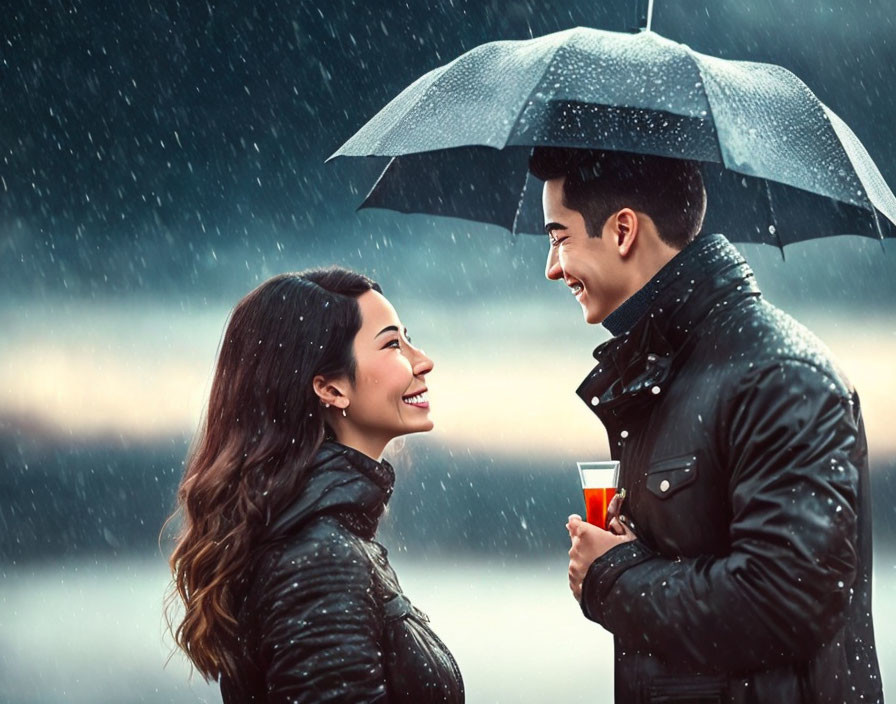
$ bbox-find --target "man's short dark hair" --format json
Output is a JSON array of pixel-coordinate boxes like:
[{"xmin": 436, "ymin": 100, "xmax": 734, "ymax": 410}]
[{"xmin": 528, "ymin": 148, "xmax": 707, "ymax": 249}]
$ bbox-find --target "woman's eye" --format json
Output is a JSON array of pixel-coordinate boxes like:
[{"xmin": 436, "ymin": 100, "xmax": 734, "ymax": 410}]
[{"xmin": 384, "ymin": 339, "xmax": 401, "ymax": 349}]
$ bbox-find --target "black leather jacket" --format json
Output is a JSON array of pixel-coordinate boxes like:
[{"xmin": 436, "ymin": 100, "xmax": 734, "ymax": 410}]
[
  {"xmin": 220, "ymin": 442, "xmax": 464, "ymax": 704},
  {"xmin": 577, "ymin": 234, "xmax": 883, "ymax": 703}
]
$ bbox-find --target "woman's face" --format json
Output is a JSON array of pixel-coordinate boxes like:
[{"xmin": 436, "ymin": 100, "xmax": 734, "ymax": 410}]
[{"xmin": 340, "ymin": 290, "xmax": 434, "ymax": 450}]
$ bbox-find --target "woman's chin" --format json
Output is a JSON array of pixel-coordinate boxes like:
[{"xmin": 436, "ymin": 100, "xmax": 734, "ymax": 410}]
[
  {"xmin": 393, "ymin": 419, "xmax": 435, "ymax": 438},
  {"xmin": 407, "ymin": 420, "xmax": 435, "ymax": 435}
]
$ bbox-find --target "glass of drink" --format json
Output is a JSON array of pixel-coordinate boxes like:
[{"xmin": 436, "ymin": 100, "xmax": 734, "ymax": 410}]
[{"xmin": 577, "ymin": 460, "xmax": 621, "ymax": 530}]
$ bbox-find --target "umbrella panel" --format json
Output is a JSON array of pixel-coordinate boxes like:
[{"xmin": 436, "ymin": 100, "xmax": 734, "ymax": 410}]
[
  {"xmin": 506, "ymin": 101, "xmax": 721, "ymax": 163},
  {"xmin": 363, "ymin": 147, "xmax": 531, "ymax": 231}
]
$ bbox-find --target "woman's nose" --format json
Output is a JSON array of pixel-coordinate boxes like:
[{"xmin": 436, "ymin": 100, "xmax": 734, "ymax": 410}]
[{"xmin": 413, "ymin": 348, "xmax": 434, "ymax": 376}]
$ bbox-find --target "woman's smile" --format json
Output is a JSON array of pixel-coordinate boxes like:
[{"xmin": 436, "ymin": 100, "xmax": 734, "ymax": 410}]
[{"xmin": 402, "ymin": 389, "xmax": 429, "ymax": 408}]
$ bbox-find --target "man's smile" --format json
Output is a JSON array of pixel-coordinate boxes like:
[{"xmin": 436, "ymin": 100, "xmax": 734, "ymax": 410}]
[{"xmin": 566, "ymin": 278, "xmax": 584, "ymax": 297}]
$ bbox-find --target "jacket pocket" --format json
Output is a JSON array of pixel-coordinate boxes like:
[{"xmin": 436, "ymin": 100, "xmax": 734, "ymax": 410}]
[
  {"xmin": 645, "ymin": 453, "xmax": 698, "ymax": 499},
  {"xmin": 646, "ymin": 674, "xmax": 726, "ymax": 702}
]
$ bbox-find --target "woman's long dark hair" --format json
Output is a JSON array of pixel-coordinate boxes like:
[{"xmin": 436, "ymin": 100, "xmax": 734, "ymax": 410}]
[{"xmin": 163, "ymin": 267, "xmax": 381, "ymax": 682}]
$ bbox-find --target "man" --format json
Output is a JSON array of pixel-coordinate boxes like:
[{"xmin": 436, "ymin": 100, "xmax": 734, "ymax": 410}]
[{"xmin": 529, "ymin": 147, "xmax": 883, "ymax": 702}]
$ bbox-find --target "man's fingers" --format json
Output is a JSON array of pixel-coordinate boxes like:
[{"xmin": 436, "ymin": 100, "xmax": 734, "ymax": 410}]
[
  {"xmin": 606, "ymin": 493, "xmax": 622, "ymax": 518},
  {"xmin": 609, "ymin": 516, "xmax": 637, "ymax": 539},
  {"xmin": 568, "ymin": 569, "xmax": 582, "ymax": 601}
]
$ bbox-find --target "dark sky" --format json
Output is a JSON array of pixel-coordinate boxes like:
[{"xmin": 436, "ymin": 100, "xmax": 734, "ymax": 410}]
[{"xmin": 2, "ymin": 0, "xmax": 895, "ymax": 303}]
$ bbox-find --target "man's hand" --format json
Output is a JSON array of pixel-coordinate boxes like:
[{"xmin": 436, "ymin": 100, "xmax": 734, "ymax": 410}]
[{"xmin": 566, "ymin": 512, "xmax": 636, "ymax": 602}]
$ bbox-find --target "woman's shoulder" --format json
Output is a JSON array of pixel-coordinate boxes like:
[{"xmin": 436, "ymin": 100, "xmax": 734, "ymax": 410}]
[
  {"xmin": 253, "ymin": 515, "xmax": 376, "ymax": 590},
  {"xmin": 235, "ymin": 517, "xmax": 385, "ymax": 642}
]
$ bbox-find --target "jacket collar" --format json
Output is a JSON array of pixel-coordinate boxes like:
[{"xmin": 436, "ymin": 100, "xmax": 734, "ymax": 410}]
[
  {"xmin": 266, "ymin": 441, "xmax": 395, "ymax": 541},
  {"xmin": 576, "ymin": 234, "xmax": 760, "ymax": 420}
]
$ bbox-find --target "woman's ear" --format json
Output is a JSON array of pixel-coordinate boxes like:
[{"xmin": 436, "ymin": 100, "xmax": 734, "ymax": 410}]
[{"xmin": 312, "ymin": 374, "xmax": 350, "ymax": 408}]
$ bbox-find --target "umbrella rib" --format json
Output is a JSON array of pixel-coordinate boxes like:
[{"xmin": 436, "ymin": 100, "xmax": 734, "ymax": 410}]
[
  {"xmin": 684, "ymin": 52, "xmax": 726, "ymax": 166},
  {"xmin": 358, "ymin": 157, "xmax": 398, "ymax": 212},
  {"xmin": 503, "ymin": 31, "xmax": 575, "ymax": 234},
  {"xmin": 686, "ymin": 50, "xmax": 788, "ymax": 246},
  {"xmin": 821, "ymin": 104, "xmax": 896, "ymax": 234},
  {"xmin": 511, "ymin": 169, "xmax": 533, "ymax": 236},
  {"xmin": 764, "ymin": 180, "xmax": 786, "ymax": 258},
  {"xmin": 503, "ymin": 31, "xmax": 573, "ymax": 149},
  {"xmin": 871, "ymin": 203, "xmax": 885, "ymax": 242}
]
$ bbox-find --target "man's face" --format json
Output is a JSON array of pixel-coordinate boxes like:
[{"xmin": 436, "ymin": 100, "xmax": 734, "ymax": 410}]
[{"xmin": 542, "ymin": 177, "xmax": 631, "ymax": 325}]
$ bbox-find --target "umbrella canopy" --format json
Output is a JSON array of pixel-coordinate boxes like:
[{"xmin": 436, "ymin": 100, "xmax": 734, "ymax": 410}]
[{"xmin": 329, "ymin": 27, "xmax": 896, "ymax": 246}]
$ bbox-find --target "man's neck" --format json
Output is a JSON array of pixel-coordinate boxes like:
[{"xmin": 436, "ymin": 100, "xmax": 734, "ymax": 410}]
[{"xmin": 602, "ymin": 240, "xmax": 692, "ymax": 337}]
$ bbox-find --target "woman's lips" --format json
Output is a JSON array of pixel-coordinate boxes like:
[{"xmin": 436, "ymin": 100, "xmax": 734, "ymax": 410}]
[{"xmin": 402, "ymin": 390, "xmax": 429, "ymax": 408}]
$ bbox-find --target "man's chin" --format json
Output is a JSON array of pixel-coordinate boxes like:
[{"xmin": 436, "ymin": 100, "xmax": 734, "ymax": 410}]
[{"xmin": 583, "ymin": 306, "xmax": 606, "ymax": 325}]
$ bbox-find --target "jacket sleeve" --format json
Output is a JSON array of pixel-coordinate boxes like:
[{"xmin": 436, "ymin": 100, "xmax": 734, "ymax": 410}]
[
  {"xmin": 254, "ymin": 530, "xmax": 389, "ymax": 704},
  {"xmin": 580, "ymin": 359, "xmax": 860, "ymax": 672}
]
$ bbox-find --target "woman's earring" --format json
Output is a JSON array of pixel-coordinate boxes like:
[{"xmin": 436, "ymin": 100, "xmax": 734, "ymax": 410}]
[
  {"xmin": 342, "ymin": 407, "xmax": 347, "ymax": 417},
  {"xmin": 324, "ymin": 403, "xmax": 330, "ymax": 408}
]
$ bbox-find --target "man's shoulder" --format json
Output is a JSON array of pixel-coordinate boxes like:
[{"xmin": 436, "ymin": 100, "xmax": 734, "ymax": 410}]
[{"xmin": 695, "ymin": 297, "xmax": 854, "ymax": 395}]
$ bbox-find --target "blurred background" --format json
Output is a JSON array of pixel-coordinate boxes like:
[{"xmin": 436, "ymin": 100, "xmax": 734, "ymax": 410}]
[{"xmin": 1, "ymin": 0, "xmax": 895, "ymax": 701}]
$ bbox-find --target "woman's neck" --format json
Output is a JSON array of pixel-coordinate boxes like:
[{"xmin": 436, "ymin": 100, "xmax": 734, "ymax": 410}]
[{"xmin": 332, "ymin": 428, "xmax": 389, "ymax": 463}]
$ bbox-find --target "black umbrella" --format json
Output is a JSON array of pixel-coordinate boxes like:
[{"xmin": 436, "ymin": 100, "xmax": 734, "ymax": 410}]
[{"xmin": 329, "ymin": 27, "xmax": 896, "ymax": 247}]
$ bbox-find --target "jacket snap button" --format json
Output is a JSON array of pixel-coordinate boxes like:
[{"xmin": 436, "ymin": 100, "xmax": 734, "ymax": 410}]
[
  {"xmin": 659, "ymin": 479, "xmax": 671, "ymax": 492},
  {"xmin": 591, "ymin": 396, "xmax": 599, "ymax": 406}
]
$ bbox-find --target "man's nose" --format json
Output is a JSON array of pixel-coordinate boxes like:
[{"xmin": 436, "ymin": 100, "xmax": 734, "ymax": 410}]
[{"xmin": 545, "ymin": 246, "xmax": 562, "ymax": 280}]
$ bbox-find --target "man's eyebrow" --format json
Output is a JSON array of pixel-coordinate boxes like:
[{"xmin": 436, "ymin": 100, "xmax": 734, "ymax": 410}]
[
  {"xmin": 544, "ymin": 222, "xmax": 567, "ymax": 235},
  {"xmin": 375, "ymin": 325, "xmax": 400, "ymax": 338}
]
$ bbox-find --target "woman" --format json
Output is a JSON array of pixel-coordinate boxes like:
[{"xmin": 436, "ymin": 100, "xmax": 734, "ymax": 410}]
[{"xmin": 165, "ymin": 268, "xmax": 464, "ymax": 703}]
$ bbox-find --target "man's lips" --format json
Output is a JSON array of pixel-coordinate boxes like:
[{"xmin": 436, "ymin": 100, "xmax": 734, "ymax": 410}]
[{"xmin": 566, "ymin": 279, "xmax": 584, "ymax": 298}]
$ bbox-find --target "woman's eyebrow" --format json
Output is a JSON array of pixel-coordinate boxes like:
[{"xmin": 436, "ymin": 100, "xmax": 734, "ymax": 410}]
[{"xmin": 375, "ymin": 325, "xmax": 400, "ymax": 338}]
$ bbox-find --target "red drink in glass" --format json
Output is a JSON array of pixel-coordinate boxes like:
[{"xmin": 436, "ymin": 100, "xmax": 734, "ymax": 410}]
[
  {"xmin": 577, "ymin": 461, "xmax": 621, "ymax": 530},
  {"xmin": 583, "ymin": 486, "xmax": 618, "ymax": 530}
]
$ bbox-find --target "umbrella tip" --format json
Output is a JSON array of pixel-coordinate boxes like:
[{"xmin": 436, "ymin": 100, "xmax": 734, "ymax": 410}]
[{"xmin": 631, "ymin": 0, "xmax": 656, "ymax": 33}]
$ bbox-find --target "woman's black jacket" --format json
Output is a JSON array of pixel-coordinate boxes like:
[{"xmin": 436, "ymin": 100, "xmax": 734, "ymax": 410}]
[{"xmin": 220, "ymin": 442, "xmax": 464, "ymax": 704}]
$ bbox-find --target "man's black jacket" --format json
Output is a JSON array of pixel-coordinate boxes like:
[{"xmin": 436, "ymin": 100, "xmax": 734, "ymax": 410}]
[{"xmin": 577, "ymin": 234, "xmax": 883, "ymax": 703}]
